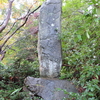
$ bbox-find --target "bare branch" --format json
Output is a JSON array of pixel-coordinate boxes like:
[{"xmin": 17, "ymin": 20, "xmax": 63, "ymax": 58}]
[
  {"xmin": 17, "ymin": 5, "xmax": 33, "ymax": 20},
  {"xmin": 1, "ymin": 5, "xmax": 41, "ymax": 48},
  {"xmin": 0, "ymin": 6, "xmax": 33, "ymax": 40},
  {"xmin": 5, "ymin": 45, "xmax": 16, "ymax": 51},
  {"xmin": 0, "ymin": 5, "xmax": 33, "ymax": 40},
  {"xmin": 0, "ymin": 21, "xmax": 17, "ymax": 41},
  {"xmin": 0, "ymin": 5, "xmax": 41, "ymax": 61},
  {"xmin": 0, "ymin": 0, "xmax": 14, "ymax": 33},
  {"xmin": 0, "ymin": 19, "xmax": 5, "ymax": 26}
]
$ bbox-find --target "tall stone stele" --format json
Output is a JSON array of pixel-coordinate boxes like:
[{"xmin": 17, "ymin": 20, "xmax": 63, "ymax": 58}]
[{"xmin": 38, "ymin": 0, "xmax": 62, "ymax": 78}]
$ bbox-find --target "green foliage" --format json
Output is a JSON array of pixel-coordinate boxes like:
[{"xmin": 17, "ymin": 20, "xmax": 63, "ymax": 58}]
[
  {"xmin": 8, "ymin": 59, "xmax": 40, "ymax": 78},
  {"xmin": 61, "ymin": 0, "xmax": 100, "ymax": 75},
  {"xmin": 0, "ymin": 34, "xmax": 39, "ymax": 99},
  {"xmin": 67, "ymin": 66, "xmax": 100, "ymax": 100},
  {"xmin": 0, "ymin": 59, "xmax": 40, "ymax": 99},
  {"xmin": 0, "ymin": 3, "xmax": 40, "ymax": 98},
  {"xmin": 60, "ymin": 0, "xmax": 100, "ymax": 99}
]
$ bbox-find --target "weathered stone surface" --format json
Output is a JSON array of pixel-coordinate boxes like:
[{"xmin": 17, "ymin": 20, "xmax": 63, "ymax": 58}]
[
  {"xmin": 38, "ymin": 0, "xmax": 62, "ymax": 77},
  {"xmin": 24, "ymin": 77, "xmax": 78, "ymax": 100}
]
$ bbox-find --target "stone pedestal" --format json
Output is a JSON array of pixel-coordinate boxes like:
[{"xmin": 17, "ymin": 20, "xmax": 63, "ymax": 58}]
[
  {"xmin": 24, "ymin": 77, "xmax": 78, "ymax": 100},
  {"xmin": 38, "ymin": 0, "xmax": 62, "ymax": 77}
]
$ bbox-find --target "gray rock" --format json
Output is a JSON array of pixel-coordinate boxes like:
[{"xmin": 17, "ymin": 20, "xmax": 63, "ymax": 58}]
[
  {"xmin": 38, "ymin": 0, "xmax": 62, "ymax": 78},
  {"xmin": 24, "ymin": 77, "xmax": 78, "ymax": 100}
]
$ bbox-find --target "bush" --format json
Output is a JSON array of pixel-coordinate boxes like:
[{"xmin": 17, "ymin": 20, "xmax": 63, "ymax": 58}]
[{"xmin": 60, "ymin": 0, "xmax": 100, "ymax": 99}]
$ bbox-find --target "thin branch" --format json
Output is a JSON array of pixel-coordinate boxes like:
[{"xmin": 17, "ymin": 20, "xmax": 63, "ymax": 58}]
[
  {"xmin": 0, "ymin": 0, "xmax": 14, "ymax": 33},
  {"xmin": 2, "ymin": 34, "xmax": 29, "ymax": 52},
  {"xmin": 0, "ymin": 5, "xmax": 32, "ymax": 41},
  {"xmin": 0, "ymin": 5, "xmax": 41, "ymax": 61},
  {"xmin": 0, "ymin": 19, "xmax": 5, "ymax": 26},
  {"xmin": 5, "ymin": 45, "xmax": 16, "ymax": 51},
  {"xmin": 1, "ymin": 5, "xmax": 41, "ymax": 48},
  {"xmin": 0, "ymin": 5, "xmax": 40, "ymax": 41},
  {"xmin": 0, "ymin": 21, "xmax": 17, "ymax": 41},
  {"xmin": 17, "ymin": 5, "xmax": 33, "ymax": 20}
]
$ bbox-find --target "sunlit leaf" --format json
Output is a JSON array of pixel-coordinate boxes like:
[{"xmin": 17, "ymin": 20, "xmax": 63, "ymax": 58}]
[{"xmin": 86, "ymin": 31, "xmax": 90, "ymax": 39}]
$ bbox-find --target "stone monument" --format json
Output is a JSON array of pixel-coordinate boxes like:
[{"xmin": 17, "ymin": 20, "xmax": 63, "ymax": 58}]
[
  {"xmin": 38, "ymin": 0, "xmax": 62, "ymax": 78},
  {"xmin": 24, "ymin": 1, "xmax": 78, "ymax": 99}
]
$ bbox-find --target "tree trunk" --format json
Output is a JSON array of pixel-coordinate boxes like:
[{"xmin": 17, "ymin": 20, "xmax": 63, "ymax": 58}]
[{"xmin": 38, "ymin": 0, "xmax": 62, "ymax": 78}]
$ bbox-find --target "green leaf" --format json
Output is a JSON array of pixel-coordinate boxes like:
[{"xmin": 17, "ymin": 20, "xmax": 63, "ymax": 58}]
[
  {"xmin": 91, "ymin": 0, "xmax": 97, "ymax": 4},
  {"xmin": 88, "ymin": 92, "xmax": 94, "ymax": 96},
  {"xmin": 86, "ymin": 31, "xmax": 90, "ymax": 39},
  {"xmin": 94, "ymin": 85, "xmax": 100, "ymax": 90},
  {"xmin": 77, "ymin": 34, "xmax": 82, "ymax": 40},
  {"xmin": 10, "ymin": 87, "xmax": 22, "ymax": 95},
  {"xmin": 90, "ymin": 87, "xmax": 94, "ymax": 91}
]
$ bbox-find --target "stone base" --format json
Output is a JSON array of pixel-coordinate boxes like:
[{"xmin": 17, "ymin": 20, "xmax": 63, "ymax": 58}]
[{"xmin": 24, "ymin": 77, "xmax": 78, "ymax": 100}]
